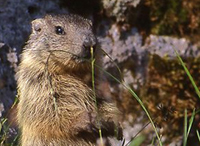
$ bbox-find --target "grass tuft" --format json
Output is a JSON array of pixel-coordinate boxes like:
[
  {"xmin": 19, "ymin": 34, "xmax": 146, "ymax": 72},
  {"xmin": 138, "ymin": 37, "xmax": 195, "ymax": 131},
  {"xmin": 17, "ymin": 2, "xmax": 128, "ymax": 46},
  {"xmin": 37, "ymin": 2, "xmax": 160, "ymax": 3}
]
[
  {"xmin": 173, "ymin": 48, "xmax": 200, "ymax": 99},
  {"xmin": 173, "ymin": 47, "xmax": 199, "ymax": 146}
]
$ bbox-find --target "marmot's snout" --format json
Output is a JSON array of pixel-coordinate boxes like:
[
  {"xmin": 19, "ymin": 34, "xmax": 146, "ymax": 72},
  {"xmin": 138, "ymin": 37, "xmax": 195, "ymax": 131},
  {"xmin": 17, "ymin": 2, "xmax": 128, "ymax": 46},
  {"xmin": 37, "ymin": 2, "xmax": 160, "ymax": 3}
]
[{"xmin": 80, "ymin": 33, "xmax": 97, "ymax": 59}]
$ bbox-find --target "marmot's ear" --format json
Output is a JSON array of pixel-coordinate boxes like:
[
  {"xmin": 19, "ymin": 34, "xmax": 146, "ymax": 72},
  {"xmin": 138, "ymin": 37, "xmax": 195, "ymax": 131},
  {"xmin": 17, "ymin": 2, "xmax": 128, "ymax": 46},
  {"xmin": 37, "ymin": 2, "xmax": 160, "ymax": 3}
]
[
  {"xmin": 45, "ymin": 14, "xmax": 53, "ymax": 20},
  {"xmin": 31, "ymin": 18, "xmax": 44, "ymax": 34}
]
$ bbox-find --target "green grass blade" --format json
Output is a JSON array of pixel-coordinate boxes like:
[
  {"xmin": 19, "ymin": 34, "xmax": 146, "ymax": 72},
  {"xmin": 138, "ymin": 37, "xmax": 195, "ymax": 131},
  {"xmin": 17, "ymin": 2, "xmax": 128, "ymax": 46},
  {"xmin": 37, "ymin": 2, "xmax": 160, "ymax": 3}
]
[
  {"xmin": 10, "ymin": 134, "xmax": 19, "ymax": 146},
  {"xmin": 196, "ymin": 130, "xmax": 200, "ymax": 142},
  {"xmin": 183, "ymin": 109, "xmax": 188, "ymax": 146},
  {"xmin": 129, "ymin": 135, "xmax": 145, "ymax": 146},
  {"xmin": 173, "ymin": 48, "xmax": 200, "ymax": 99},
  {"xmin": 91, "ymin": 47, "xmax": 103, "ymax": 145},
  {"xmin": 187, "ymin": 109, "xmax": 195, "ymax": 137},
  {"xmin": 0, "ymin": 118, "xmax": 7, "ymax": 132}
]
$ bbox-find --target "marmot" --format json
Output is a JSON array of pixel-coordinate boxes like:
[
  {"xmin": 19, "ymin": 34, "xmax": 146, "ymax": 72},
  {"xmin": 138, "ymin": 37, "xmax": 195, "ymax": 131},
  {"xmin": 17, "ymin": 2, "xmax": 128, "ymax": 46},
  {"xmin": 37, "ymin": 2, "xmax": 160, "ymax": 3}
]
[{"xmin": 16, "ymin": 14, "xmax": 122, "ymax": 146}]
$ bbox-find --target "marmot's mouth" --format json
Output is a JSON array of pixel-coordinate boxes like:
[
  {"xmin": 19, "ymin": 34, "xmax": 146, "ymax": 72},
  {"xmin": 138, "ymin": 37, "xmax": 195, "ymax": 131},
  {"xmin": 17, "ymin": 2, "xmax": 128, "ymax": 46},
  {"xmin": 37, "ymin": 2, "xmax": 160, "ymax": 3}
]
[
  {"xmin": 80, "ymin": 34, "xmax": 97, "ymax": 60},
  {"xmin": 82, "ymin": 45, "xmax": 96, "ymax": 59},
  {"xmin": 73, "ymin": 45, "xmax": 96, "ymax": 62}
]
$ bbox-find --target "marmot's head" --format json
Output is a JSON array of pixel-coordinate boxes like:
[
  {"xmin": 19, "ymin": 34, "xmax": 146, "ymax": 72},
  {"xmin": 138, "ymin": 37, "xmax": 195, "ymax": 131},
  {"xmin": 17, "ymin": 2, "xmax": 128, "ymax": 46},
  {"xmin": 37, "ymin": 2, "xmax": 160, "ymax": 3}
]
[{"xmin": 27, "ymin": 14, "xmax": 98, "ymax": 71}]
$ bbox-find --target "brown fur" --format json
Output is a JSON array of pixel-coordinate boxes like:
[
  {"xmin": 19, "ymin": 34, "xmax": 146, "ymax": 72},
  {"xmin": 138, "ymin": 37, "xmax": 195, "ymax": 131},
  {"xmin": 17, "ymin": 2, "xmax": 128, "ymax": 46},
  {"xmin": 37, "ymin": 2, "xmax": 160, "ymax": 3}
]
[{"xmin": 17, "ymin": 14, "xmax": 121, "ymax": 146}]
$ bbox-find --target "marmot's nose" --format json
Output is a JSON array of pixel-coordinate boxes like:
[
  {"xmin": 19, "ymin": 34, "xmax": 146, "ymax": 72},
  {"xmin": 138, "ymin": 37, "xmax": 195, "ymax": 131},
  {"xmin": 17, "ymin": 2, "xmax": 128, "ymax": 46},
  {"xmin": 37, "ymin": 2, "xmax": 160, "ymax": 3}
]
[
  {"xmin": 81, "ymin": 35, "xmax": 97, "ymax": 59},
  {"xmin": 83, "ymin": 34, "xmax": 97, "ymax": 48}
]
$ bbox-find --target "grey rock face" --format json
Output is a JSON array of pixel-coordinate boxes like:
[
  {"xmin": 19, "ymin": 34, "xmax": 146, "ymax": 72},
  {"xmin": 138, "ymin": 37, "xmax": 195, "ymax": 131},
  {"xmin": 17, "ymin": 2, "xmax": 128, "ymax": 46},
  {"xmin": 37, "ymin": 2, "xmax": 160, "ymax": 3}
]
[
  {"xmin": 0, "ymin": 43, "xmax": 17, "ymax": 114},
  {"xmin": 102, "ymin": 0, "xmax": 141, "ymax": 22},
  {"xmin": 142, "ymin": 35, "xmax": 200, "ymax": 58}
]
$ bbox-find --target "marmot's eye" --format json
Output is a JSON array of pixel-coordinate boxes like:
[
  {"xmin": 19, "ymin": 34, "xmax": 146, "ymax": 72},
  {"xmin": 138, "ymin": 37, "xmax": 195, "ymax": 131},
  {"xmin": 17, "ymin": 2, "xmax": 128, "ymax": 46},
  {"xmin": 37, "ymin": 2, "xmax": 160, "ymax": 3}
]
[{"xmin": 55, "ymin": 26, "xmax": 65, "ymax": 35}]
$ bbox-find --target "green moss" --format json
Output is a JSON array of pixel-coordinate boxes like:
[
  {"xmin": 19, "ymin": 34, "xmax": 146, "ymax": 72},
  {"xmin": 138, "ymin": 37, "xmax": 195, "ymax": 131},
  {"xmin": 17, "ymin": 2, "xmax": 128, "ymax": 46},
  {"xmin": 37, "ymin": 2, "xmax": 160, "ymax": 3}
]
[
  {"xmin": 148, "ymin": 0, "xmax": 200, "ymax": 36},
  {"xmin": 140, "ymin": 54, "xmax": 200, "ymax": 142}
]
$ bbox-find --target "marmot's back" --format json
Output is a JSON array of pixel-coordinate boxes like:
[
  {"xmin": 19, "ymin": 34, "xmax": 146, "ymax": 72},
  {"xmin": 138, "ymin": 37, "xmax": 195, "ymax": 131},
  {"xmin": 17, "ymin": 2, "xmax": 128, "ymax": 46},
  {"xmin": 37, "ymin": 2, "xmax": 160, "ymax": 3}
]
[{"xmin": 17, "ymin": 14, "xmax": 122, "ymax": 146}]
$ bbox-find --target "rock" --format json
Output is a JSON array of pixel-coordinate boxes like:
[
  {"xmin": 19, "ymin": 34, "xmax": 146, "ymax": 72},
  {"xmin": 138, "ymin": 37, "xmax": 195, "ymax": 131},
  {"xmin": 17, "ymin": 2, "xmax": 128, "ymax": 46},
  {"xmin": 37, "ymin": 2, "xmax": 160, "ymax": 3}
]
[
  {"xmin": 102, "ymin": 0, "xmax": 141, "ymax": 22},
  {"xmin": 0, "ymin": 43, "xmax": 17, "ymax": 112}
]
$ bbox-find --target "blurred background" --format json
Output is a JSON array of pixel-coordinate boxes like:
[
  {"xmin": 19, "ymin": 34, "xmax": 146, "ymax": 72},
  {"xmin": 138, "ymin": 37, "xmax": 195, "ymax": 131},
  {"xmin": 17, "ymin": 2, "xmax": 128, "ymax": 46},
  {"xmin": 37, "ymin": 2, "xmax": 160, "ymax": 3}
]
[{"xmin": 0, "ymin": 0, "xmax": 200, "ymax": 145}]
